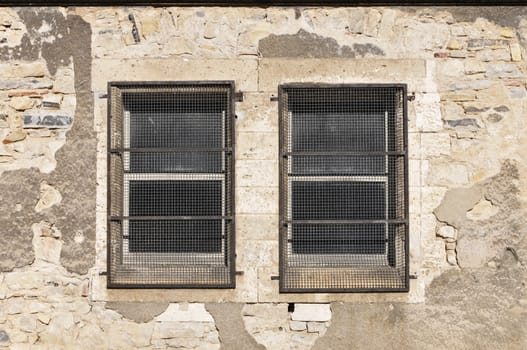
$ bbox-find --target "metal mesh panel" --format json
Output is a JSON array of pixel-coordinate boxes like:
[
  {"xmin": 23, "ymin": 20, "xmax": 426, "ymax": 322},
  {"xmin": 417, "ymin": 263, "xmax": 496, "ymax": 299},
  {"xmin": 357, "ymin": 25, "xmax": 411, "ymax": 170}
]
[
  {"xmin": 279, "ymin": 84, "xmax": 408, "ymax": 292},
  {"xmin": 108, "ymin": 82, "xmax": 235, "ymax": 288}
]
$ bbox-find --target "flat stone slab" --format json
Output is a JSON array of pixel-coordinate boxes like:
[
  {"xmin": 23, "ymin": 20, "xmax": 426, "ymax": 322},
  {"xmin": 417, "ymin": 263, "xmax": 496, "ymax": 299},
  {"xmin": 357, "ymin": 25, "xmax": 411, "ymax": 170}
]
[
  {"xmin": 291, "ymin": 304, "xmax": 331, "ymax": 322},
  {"xmin": 23, "ymin": 109, "xmax": 72, "ymax": 128}
]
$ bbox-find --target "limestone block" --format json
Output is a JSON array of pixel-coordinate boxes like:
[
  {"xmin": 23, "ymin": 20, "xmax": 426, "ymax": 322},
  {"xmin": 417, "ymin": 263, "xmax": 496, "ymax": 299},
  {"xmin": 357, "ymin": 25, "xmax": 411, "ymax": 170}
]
[
  {"xmin": 437, "ymin": 59, "xmax": 464, "ymax": 78},
  {"xmin": 510, "ymin": 43, "xmax": 522, "ymax": 62},
  {"xmin": 421, "ymin": 187, "xmax": 448, "ymax": 214},
  {"xmin": 35, "ymin": 181, "xmax": 62, "ymax": 213},
  {"xmin": 427, "ymin": 162, "xmax": 469, "ymax": 187},
  {"xmin": 8, "ymin": 96, "xmax": 36, "ymax": 111},
  {"xmin": 414, "ymin": 93, "xmax": 442, "ymax": 132},
  {"xmin": 508, "ymin": 87, "xmax": 526, "ymax": 99},
  {"xmin": 441, "ymin": 101, "xmax": 464, "ymax": 120},
  {"xmin": 5, "ymin": 272, "xmax": 43, "ymax": 290},
  {"xmin": 27, "ymin": 301, "xmax": 52, "ymax": 314},
  {"xmin": 153, "ymin": 321, "xmax": 210, "ymax": 339},
  {"xmin": 466, "ymin": 198, "xmax": 499, "ymax": 221},
  {"xmin": 420, "ymin": 133, "xmax": 450, "ymax": 158},
  {"xmin": 307, "ymin": 321, "xmax": 327, "ymax": 334},
  {"xmin": 347, "ymin": 8, "xmax": 365, "ymax": 34},
  {"xmin": 464, "ymin": 60, "xmax": 486, "ymax": 75},
  {"xmin": 0, "ymin": 79, "xmax": 53, "ymax": 90},
  {"xmin": 23, "ymin": 109, "xmax": 72, "ymax": 128},
  {"xmin": 0, "ymin": 62, "xmax": 47, "ymax": 78},
  {"xmin": 236, "ymin": 187, "xmax": 278, "ymax": 214},
  {"xmin": 437, "ymin": 225, "xmax": 457, "ymax": 239},
  {"xmin": 499, "ymin": 28, "xmax": 515, "ymax": 38},
  {"xmin": 485, "ymin": 63, "xmax": 524, "ymax": 79},
  {"xmin": 467, "ymin": 39, "xmax": 508, "ymax": 51},
  {"xmin": 440, "ymin": 92, "xmax": 477, "ymax": 102},
  {"xmin": 446, "ymin": 39, "xmax": 462, "ymax": 50},
  {"xmin": 409, "ymin": 187, "xmax": 420, "ymax": 214},
  {"xmin": 155, "ymin": 303, "xmax": 214, "ymax": 322},
  {"xmin": 258, "ymin": 59, "xmax": 426, "ymax": 92},
  {"xmin": 409, "ymin": 160, "xmax": 420, "ymax": 187},
  {"xmin": 290, "ymin": 321, "xmax": 307, "ymax": 331},
  {"xmin": 448, "ymin": 80, "xmax": 493, "ymax": 91},
  {"xmin": 291, "ymin": 304, "xmax": 331, "ymax": 322},
  {"xmin": 236, "ymin": 93, "xmax": 278, "ymax": 132},
  {"xmin": 32, "ymin": 230, "xmax": 62, "ymax": 265},
  {"xmin": 446, "ymin": 250, "xmax": 457, "ymax": 265},
  {"xmin": 17, "ymin": 316, "xmax": 37, "ymax": 333},
  {"xmin": 236, "ymin": 132, "xmax": 277, "ymax": 160},
  {"xmin": 236, "ymin": 160, "xmax": 278, "ymax": 187},
  {"xmin": 2, "ymin": 130, "xmax": 26, "ymax": 144},
  {"xmin": 92, "ymin": 59, "xmax": 258, "ymax": 92},
  {"xmin": 237, "ymin": 215, "xmax": 278, "ymax": 241},
  {"xmin": 477, "ymin": 49, "xmax": 512, "ymax": 62},
  {"xmin": 364, "ymin": 9, "xmax": 382, "ymax": 37},
  {"xmin": 238, "ymin": 240, "xmax": 278, "ymax": 268},
  {"xmin": 53, "ymin": 67, "xmax": 75, "ymax": 94}
]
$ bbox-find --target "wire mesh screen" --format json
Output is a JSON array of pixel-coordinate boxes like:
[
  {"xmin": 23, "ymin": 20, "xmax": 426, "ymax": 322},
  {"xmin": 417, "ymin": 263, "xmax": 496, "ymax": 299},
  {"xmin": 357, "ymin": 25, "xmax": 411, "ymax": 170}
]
[
  {"xmin": 108, "ymin": 82, "xmax": 235, "ymax": 288},
  {"xmin": 279, "ymin": 84, "xmax": 408, "ymax": 292}
]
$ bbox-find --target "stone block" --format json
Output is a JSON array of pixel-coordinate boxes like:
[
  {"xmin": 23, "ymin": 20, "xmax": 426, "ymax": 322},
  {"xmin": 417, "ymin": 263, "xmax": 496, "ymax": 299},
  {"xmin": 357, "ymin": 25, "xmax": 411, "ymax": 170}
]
[
  {"xmin": 35, "ymin": 181, "xmax": 62, "ymax": 213},
  {"xmin": 290, "ymin": 320, "xmax": 307, "ymax": 331},
  {"xmin": 236, "ymin": 132, "xmax": 277, "ymax": 160},
  {"xmin": 237, "ymin": 215, "xmax": 278, "ymax": 241},
  {"xmin": 23, "ymin": 109, "xmax": 72, "ymax": 128},
  {"xmin": 236, "ymin": 93, "xmax": 278, "ymax": 132},
  {"xmin": 307, "ymin": 321, "xmax": 327, "ymax": 334},
  {"xmin": 258, "ymin": 59, "xmax": 426, "ymax": 92},
  {"xmin": 421, "ymin": 133, "xmax": 450, "ymax": 158},
  {"xmin": 155, "ymin": 303, "xmax": 214, "ymax": 322},
  {"xmin": 5, "ymin": 272, "xmax": 43, "ymax": 290},
  {"xmin": 466, "ymin": 198, "xmax": 499, "ymax": 221},
  {"xmin": 236, "ymin": 187, "xmax": 278, "ymax": 214},
  {"xmin": 8, "ymin": 96, "xmax": 36, "ymax": 111},
  {"xmin": 510, "ymin": 43, "xmax": 522, "ymax": 62},
  {"xmin": 236, "ymin": 160, "xmax": 278, "ymax": 187},
  {"xmin": 0, "ymin": 79, "xmax": 53, "ymax": 90},
  {"xmin": 467, "ymin": 39, "xmax": 508, "ymax": 51},
  {"xmin": 414, "ymin": 93, "xmax": 442, "ymax": 132},
  {"xmin": 437, "ymin": 225, "xmax": 457, "ymax": 239},
  {"xmin": 92, "ymin": 59, "xmax": 258, "ymax": 92},
  {"xmin": 456, "ymin": 237, "xmax": 493, "ymax": 268},
  {"xmin": 421, "ymin": 187, "xmax": 448, "ymax": 214},
  {"xmin": 448, "ymin": 80, "xmax": 493, "ymax": 91},
  {"xmin": 0, "ymin": 62, "xmax": 47, "ymax": 78},
  {"xmin": 2, "ymin": 130, "xmax": 26, "ymax": 144},
  {"xmin": 409, "ymin": 160, "xmax": 420, "ymax": 187},
  {"xmin": 464, "ymin": 61, "xmax": 486, "ymax": 75},
  {"xmin": 237, "ymin": 240, "xmax": 278, "ymax": 268},
  {"xmin": 427, "ymin": 162, "xmax": 469, "ymax": 187},
  {"xmin": 291, "ymin": 304, "xmax": 331, "ymax": 322},
  {"xmin": 485, "ymin": 63, "xmax": 524, "ymax": 79}
]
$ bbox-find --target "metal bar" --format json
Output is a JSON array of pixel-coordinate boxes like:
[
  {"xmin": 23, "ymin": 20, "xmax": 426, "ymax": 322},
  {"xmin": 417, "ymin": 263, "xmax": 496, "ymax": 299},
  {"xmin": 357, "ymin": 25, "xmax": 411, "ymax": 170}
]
[
  {"xmin": 110, "ymin": 147, "xmax": 232, "ymax": 153},
  {"xmin": 282, "ymin": 151, "xmax": 406, "ymax": 156},
  {"xmin": 283, "ymin": 219, "xmax": 408, "ymax": 225},
  {"xmin": 110, "ymin": 216, "xmax": 233, "ymax": 221}
]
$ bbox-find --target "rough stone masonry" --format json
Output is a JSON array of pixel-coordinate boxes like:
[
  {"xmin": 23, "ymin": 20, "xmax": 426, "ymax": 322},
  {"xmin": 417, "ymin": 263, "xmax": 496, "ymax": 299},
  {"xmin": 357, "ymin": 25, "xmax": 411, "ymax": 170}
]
[{"xmin": 0, "ymin": 5, "xmax": 526, "ymax": 350}]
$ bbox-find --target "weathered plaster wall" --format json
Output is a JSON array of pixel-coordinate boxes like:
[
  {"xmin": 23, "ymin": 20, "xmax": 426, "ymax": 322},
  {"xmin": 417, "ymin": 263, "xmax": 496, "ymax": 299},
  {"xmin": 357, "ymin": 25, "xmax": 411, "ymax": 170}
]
[{"xmin": 0, "ymin": 6, "xmax": 526, "ymax": 350}]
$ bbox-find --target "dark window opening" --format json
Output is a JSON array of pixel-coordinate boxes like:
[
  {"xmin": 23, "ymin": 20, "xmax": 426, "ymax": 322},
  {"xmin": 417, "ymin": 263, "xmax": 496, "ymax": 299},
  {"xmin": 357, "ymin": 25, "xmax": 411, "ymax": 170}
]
[
  {"xmin": 108, "ymin": 82, "xmax": 235, "ymax": 288},
  {"xmin": 279, "ymin": 84, "xmax": 408, "ymax": 292}
]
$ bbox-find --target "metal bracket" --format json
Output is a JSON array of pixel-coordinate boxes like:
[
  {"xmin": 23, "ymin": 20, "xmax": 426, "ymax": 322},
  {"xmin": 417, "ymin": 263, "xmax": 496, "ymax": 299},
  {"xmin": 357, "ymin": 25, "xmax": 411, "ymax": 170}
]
[
  {"xmin": 409, "ymin": 274, "xmax": 418, "ymax": 279},
  {"xmin": 270, "ymin": 95, "xmax": 278, "ymax": 102},
  {"xmin": 99, "ymin": 93, "xmax": 108, "ymax": 99},
  {"xmin": 235, "ymin": 91, "xmax": 244, "ymax": 102},
  {"xmin": 407, "ymin": 92, "xmax": 416, "ymax": 101},
  {"xmin": 270, "ymin": 275, "xmax": 280, "ymax": 280},
  {"xmin": 99, "ymin": 271, "xmax": 108, "ymax": 276},
  {"xmin": 235, "ymin": 271, "xmax": 244, "ymax": 276}
]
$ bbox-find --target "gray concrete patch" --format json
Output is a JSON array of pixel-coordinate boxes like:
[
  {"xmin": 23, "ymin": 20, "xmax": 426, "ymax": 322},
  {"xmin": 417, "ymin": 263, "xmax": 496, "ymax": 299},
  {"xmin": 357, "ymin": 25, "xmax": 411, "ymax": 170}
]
[
  {"xmin": 205, "ymin": 303, "xmax": 265, "ymax": 350},
  {"xmin": 258, "ymin": 29, "xmax": 384, "ymax": 58},
  {"xmin": 106, "ymin": 302, "xmax": 169, "ymax": 323}
]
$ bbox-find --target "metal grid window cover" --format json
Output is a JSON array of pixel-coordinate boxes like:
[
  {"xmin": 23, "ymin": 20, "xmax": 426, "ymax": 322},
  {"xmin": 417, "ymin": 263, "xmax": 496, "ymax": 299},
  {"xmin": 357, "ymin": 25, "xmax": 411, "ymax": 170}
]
[
  {"xmin": 279, "ymin": 84, "xmax": 409, "ymax": 293},
  {"xmin": 107, "ymin": 81, "xmax": 235, "ymax": 288}
]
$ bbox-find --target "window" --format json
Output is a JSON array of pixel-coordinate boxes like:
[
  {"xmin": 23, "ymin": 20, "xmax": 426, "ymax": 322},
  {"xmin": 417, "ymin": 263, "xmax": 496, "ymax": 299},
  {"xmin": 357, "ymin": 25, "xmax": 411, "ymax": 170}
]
[
  {"xmin": 107, "ymin": 82, "xmax": 235, "ymax": 288},
  {"xmin": 278, "ymin": 84, "xmax": 408, "ymax": 292}
]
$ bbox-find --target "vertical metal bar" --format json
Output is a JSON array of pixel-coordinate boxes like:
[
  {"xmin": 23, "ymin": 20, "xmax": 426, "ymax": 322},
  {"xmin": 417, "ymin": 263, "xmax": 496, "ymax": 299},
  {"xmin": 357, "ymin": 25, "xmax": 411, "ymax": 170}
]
[
  {"xmin": 402, "ymin": 84, "xmax": 410, "ymax": 291},
  {"xmin": 278, "ymin": 85, "xmax": 285, "ymax": 292},
  {"xmin": 229, "ymin": 81, "xmax": 236, "ymax": 288},
  {"xmin": 106, "ymin": 83, "xmax": 112, "ymax": 287}
]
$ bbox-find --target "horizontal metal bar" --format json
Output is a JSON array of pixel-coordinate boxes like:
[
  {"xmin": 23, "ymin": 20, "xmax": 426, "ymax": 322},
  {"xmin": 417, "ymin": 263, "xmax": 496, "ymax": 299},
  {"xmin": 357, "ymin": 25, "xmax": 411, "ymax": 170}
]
[
  {"xmin": 110, "ymin": 216, "xmax": 233, "ymax": 221},
  {"xmin": 110, "ymin": 147, "xmax": 232, "ymax": 153},
  {"xmin": 123, "ymin": 234, "xmax": 227, "ymax": 238},
  {"xmin": 286, "ymin": 238, "xmax": 389, "ymax": 243},
  {"xmin": 283, "ymin": 219, "xmax": 407, "ymax": 225},
  {"xmin": 283, "ymin": 151, "xmax": 406, "ymax": 156}
]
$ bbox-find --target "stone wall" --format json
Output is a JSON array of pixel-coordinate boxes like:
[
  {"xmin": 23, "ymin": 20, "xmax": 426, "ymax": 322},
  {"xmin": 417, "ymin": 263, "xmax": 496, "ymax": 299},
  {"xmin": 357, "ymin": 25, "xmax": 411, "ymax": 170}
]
[{"xmin": 0, "ymin": 6, "xmax": 526, "ymax": 350}]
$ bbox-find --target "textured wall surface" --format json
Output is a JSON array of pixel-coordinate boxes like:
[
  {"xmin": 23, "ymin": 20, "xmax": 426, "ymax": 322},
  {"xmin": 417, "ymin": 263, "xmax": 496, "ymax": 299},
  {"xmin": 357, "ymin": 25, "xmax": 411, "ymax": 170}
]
[{"xmin": 0, "ymin": 6, "xmax": 526, "ymax": 350}]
